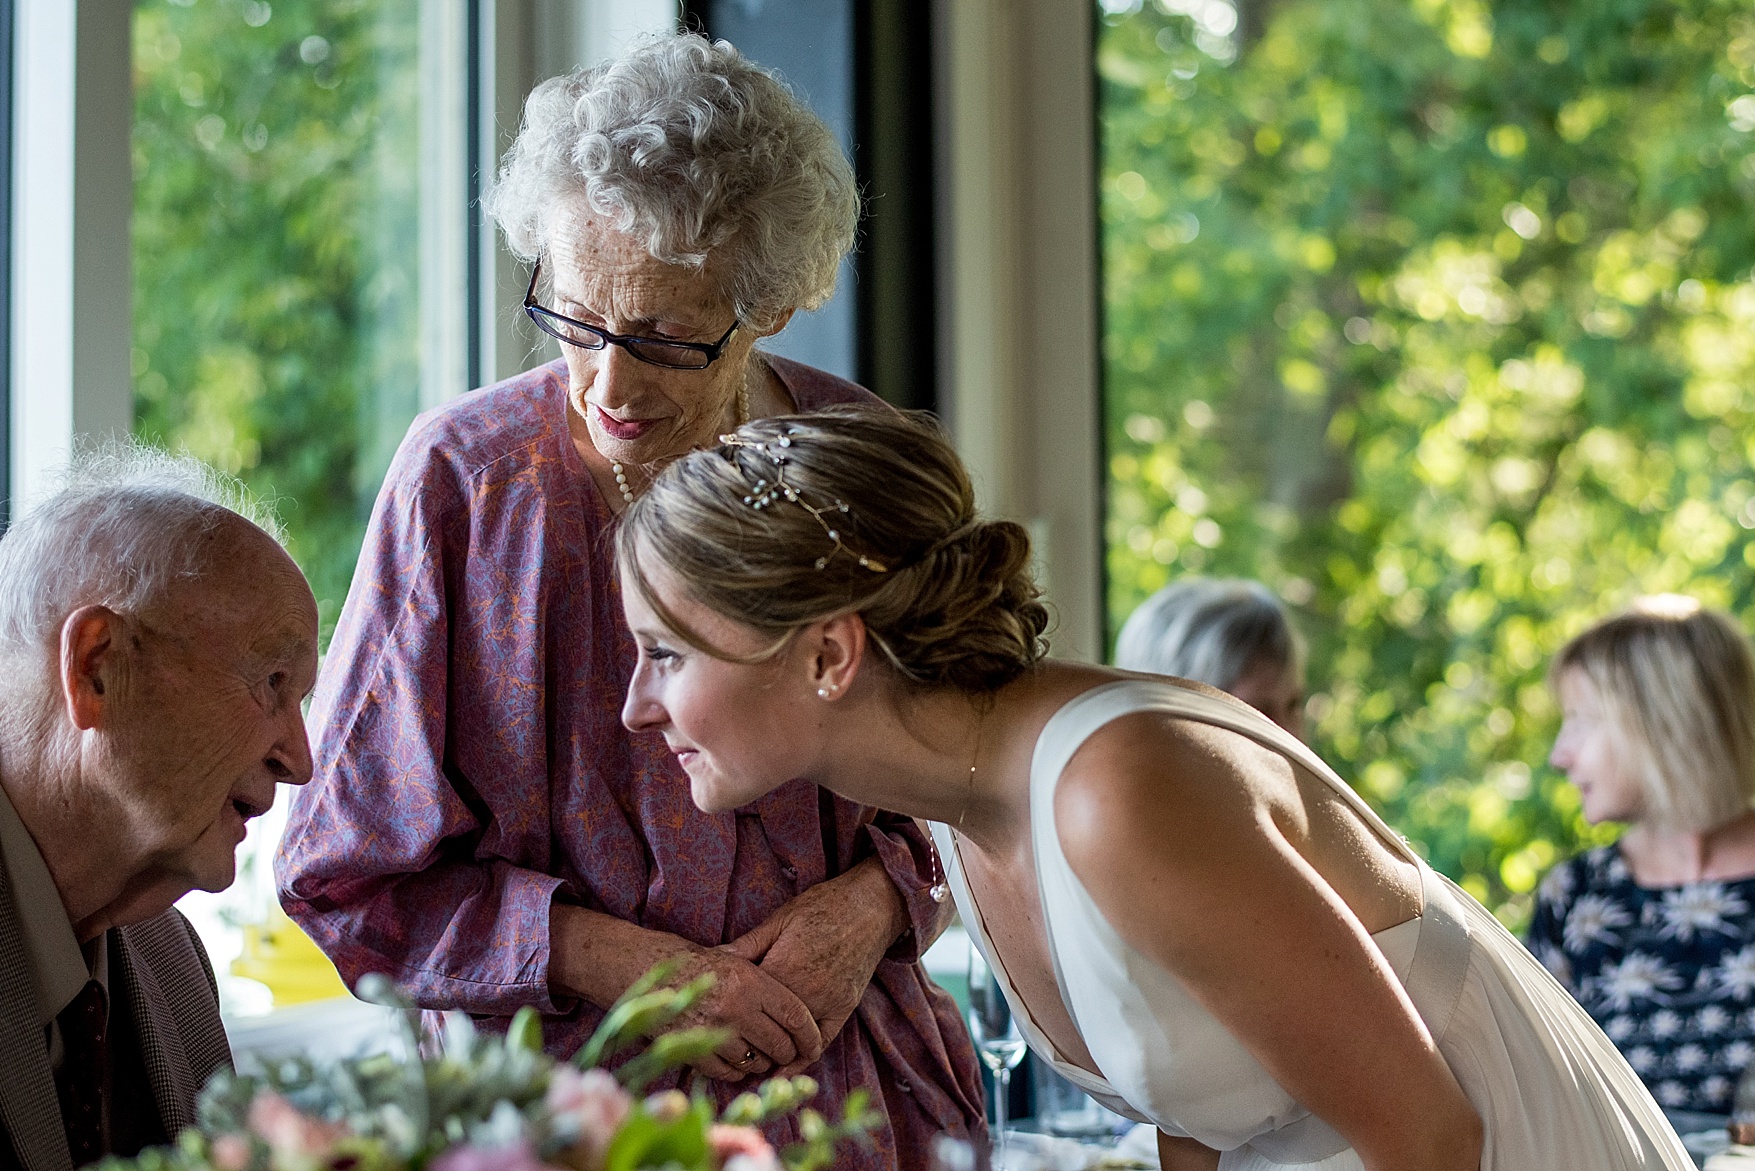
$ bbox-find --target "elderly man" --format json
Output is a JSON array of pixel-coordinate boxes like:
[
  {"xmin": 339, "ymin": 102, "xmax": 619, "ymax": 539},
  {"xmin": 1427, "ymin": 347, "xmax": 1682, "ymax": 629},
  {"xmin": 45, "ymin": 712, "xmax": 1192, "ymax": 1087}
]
[{"xmin": 0, "ymin": 445, "xmax": 317, "ymax": 1171}]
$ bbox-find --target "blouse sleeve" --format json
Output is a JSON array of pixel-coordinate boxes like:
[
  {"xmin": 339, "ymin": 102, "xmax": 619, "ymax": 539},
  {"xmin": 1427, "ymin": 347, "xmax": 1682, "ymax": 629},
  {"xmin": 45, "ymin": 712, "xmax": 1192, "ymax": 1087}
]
[
  {"xmin": 275, "ymin": 425, "xmax": 571, "ymax": 1016},
  {"xmin": 864, "ymin": 811, "xmax": 951, "ymax": 965}
]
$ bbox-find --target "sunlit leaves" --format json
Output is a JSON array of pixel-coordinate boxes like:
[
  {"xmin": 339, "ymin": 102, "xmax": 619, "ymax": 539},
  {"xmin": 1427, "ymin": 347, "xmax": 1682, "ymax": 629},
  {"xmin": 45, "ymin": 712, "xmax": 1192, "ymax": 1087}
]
[
  {"xmin": 1100, "ymin": 0, "xmax": 1755, "ymax": 924},
  {"xmin": 133, "ymin": 0, "xmax": 421, "ymax": 641}
]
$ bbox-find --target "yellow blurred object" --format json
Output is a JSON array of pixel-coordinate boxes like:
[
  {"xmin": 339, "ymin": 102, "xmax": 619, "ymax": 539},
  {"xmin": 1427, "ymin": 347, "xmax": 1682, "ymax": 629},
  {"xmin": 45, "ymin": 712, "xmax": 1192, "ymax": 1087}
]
[{"xmin": 231, "ymin": 907, "xmax": 351, "ymax": 1006}]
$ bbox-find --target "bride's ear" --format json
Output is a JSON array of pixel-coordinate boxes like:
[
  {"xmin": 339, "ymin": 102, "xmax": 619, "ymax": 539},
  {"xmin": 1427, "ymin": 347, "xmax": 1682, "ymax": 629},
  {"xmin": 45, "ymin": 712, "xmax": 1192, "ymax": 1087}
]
[{"xmin": 808, "ymin": 612, "xmax": 867, "ymax": 700}]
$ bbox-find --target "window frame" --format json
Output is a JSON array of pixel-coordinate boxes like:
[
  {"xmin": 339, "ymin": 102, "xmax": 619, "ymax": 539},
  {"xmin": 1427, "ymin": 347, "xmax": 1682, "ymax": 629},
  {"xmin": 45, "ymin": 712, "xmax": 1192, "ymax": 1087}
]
[
  {"xmin": 11, "ymin": 0, "xmax": 132, "ymax": 513},
  {"xmin": 0, "ymin": 0, "xmax": 11, "ymax": 527},
  {"xmin": 11, "ymin": 0, "xmax": 508, "ymax": 515}
]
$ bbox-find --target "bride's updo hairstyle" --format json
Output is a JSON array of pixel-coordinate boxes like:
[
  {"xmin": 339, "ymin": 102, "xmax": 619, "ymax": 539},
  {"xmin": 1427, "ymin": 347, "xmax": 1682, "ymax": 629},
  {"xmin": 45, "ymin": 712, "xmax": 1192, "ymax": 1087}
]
[{"xmin": 617, "ymin": 405, "xmax": 1049, "ymax": 692}]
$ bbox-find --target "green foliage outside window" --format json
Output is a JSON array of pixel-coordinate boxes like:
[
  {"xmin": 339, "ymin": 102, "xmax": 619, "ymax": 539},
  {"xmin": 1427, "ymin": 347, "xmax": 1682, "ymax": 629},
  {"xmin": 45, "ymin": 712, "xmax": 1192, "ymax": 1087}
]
[
  {"xmin": 133, "ymin": 0, "xmax": 419, "ymax": 641},
  {"xmin": 1099, "ymin": 0, "xmax": 1755, "ymax": 924}
]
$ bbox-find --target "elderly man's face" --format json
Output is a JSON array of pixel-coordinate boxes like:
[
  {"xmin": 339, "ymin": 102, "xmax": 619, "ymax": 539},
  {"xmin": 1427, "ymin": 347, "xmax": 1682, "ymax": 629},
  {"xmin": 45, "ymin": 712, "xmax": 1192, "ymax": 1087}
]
[
  {"xmin": 97, "ymin": 524, "xmax": 319, "ymax": 905},
  {"xmin": 546, "ymin": 205, "xmax": 766, "ymax": 470}
]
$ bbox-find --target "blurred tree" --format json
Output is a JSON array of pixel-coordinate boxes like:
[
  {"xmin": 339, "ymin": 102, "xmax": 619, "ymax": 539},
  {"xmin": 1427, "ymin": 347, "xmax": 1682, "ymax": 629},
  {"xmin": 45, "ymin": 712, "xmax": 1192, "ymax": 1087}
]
[
  {"xmin": 133, "ymin": 0, "xmax": 419, "ymax": 641},
  {"xmin": 1099, "ymin": 0, "xmax": 1755, "ymax": 924}
]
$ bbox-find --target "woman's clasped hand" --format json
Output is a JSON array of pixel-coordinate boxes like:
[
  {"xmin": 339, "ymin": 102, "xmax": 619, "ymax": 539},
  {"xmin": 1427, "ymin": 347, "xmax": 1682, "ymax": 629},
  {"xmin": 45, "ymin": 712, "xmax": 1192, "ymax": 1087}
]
[
  {"xmin": 677, "ymin": 942, "xmax": 822, "ymax": 1082},
  {"xmin": 652, "ymin": 854, "xmax": 913, "ymax": 1083}
]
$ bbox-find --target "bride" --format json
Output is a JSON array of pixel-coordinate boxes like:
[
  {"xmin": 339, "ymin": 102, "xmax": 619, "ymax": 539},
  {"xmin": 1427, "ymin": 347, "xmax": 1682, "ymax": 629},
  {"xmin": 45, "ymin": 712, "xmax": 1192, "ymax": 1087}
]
[{"xmin": 614, "ymin": 405, "xmax": 1691, "ymax": 1171}]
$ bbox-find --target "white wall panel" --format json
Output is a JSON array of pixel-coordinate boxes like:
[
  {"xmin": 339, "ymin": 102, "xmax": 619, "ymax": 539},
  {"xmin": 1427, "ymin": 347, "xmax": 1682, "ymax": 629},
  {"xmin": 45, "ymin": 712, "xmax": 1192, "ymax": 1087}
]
[
  {"xmin": 936, "ymin": 0, "xmax": 1102, "ymax": 661},
  {"xmin": 12, "ymin": 0, "xmax": 132, "ymax": 509}
]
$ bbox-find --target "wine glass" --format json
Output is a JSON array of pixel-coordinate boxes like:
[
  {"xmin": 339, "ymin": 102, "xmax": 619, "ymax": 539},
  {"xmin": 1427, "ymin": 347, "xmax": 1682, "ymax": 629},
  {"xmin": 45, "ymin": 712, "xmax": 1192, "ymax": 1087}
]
[{"xmin": 967, "ymin": 947, "xmax": 1028, "ymax": 1159}]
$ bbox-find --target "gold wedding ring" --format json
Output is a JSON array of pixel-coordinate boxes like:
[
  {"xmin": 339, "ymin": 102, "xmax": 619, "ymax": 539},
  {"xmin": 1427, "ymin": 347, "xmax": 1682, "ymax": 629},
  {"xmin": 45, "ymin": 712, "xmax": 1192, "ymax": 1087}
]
[{"xmin": 734, "ymin": 1048, "xmax": 756, "ymax": 1067}]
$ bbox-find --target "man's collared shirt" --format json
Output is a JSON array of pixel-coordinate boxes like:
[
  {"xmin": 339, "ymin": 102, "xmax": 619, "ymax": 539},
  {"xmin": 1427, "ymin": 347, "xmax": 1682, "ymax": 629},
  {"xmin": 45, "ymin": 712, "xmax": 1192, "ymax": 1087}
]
[
  {"xmin": 0, "ymin": 782, "xmax": 104, "ymax": 1066},
  {"xmin": 0, "ymin": 781, "xmax": 152, "ymax": 1163}
]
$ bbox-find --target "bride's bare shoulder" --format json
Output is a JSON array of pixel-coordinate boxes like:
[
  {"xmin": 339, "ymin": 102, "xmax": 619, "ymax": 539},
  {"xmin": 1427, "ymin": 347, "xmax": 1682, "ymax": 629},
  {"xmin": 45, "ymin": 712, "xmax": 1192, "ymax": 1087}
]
[
  {"xmin": 1043, "ymin": 678, "xmax": 1296, "ymax": 870},
  {"xmin": 1019, "ymin": 658, "xmax": 1266, "ymax": 715}
]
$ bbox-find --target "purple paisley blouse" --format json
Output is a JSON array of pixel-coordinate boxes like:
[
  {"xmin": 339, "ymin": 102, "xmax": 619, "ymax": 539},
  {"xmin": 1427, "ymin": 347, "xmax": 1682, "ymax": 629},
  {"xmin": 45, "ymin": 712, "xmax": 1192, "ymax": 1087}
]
[{"xmin": 275, "ymin": 356, "xmax": 985, "ymax": 1168}]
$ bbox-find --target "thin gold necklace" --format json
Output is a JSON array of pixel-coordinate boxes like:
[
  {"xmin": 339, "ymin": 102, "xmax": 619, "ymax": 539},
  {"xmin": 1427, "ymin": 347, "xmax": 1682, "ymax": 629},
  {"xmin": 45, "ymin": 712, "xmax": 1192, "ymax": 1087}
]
[
  {"xmin": 958, "ymin": 701, "xmax": 987, "ymax": 830},
  {"xmin": 930, "ymin": 701, "xmax": 988, "ymax": 904}
]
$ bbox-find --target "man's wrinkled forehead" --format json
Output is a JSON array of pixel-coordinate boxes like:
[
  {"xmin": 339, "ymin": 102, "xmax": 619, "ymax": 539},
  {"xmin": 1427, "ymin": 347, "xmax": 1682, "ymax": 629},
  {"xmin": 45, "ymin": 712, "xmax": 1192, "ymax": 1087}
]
[
  {"xmin": 246, "ymin": 617, "xmax": 317, "ymax": 673},
  {"xmin": 156, "ymin": 522, "xmax": 315, "ymax": 659}
]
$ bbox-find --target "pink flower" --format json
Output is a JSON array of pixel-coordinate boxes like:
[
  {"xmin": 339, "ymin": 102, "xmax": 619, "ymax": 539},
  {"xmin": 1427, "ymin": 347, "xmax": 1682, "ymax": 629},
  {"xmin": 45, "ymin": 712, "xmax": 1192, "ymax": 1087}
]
[
  {"xmin": 248, "ymin": 1092, "xmax": 351, "ymax": 1170},
  {"xmin": 547, "ymin": 1068, "xmax": 632, "ymax": 1171},
  {"xmin": 429, "ymin": 1140, "xmax": 554, "ymax": 1171},
  {"xmin": 708, "ymin": 1126, "xmax": 781, "ymax": 1171},
  {"xmin": 211, "ymin": 1135, "xmax": 251, "ymax": 1171},
  {"xmin": 547, "ymin": 1068, "xmax": 631, "ymax": 1135}
]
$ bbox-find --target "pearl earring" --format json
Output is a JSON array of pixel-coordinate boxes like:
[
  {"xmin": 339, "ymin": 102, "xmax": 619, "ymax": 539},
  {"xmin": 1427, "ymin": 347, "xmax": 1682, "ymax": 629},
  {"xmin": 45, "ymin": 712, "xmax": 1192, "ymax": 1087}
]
[{"xmin": 818, "ymin": 683, "xmax": 839, "ymax": 699}]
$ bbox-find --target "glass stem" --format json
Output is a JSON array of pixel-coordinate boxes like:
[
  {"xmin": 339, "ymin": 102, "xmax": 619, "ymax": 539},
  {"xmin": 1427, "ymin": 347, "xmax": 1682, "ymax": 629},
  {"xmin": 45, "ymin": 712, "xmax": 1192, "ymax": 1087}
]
[{"xmin": 993, "ymin": 1067, "xmax": 1010, "ymax": 1159}]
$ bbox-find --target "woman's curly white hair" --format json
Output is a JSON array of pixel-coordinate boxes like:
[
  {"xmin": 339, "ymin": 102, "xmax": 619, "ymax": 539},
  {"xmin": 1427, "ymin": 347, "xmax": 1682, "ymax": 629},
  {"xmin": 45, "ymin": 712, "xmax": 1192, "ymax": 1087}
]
[{"xmin": 485, "ymin": 33, "xmax": 858, "ymax": 333}]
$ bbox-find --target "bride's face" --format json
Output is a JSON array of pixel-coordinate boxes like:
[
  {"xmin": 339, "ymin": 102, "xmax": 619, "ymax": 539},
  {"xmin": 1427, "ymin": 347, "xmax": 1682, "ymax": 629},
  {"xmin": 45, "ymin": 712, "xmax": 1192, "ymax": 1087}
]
[{"xmin": 620, "ymin": 563, "xmax": 820, "ymax": 812}]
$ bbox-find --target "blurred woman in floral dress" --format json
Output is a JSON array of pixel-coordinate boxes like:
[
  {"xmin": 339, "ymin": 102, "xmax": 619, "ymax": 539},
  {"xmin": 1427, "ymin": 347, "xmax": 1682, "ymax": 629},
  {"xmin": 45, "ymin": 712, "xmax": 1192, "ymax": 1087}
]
[{"xmin": 1529, "ymin": 596, "xmax": 1755, "ymax": 1129}]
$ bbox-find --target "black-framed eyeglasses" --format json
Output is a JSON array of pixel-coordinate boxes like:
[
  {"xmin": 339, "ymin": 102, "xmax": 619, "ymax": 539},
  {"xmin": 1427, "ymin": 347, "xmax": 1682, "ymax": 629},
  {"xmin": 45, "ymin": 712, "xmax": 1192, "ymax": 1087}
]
[{"xmin": 522, "ymin": 259, "xmax": 740, "ymax": 370}]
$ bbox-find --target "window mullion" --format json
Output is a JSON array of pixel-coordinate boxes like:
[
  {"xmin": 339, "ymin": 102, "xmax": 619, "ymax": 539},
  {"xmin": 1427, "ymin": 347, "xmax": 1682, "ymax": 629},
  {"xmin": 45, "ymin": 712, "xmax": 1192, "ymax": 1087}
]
[{"xmin": 11, "ymin": 0, "xmax": 132, "ymax": 511}]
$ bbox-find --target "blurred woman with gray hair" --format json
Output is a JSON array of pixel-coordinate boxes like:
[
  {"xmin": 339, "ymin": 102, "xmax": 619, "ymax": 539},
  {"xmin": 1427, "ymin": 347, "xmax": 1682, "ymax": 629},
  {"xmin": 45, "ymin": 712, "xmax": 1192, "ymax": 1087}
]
[
  {"xmin": 276, "ymin": 33, "xmax": 983, "ymax": 1167},
  {"xmin": 1114, "ymin": 577, "xmax": 1307, "ymax": 737}
]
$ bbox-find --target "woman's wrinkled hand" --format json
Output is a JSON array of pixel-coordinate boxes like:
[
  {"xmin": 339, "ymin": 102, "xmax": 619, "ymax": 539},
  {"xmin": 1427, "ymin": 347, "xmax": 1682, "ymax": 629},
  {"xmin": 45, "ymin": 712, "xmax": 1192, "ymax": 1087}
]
[
  {"xmin": 665, "ymin": 942, "xmax": 824, "ymax": 1083},
  {"xmin": 722, "ymin": 857, "xmax": 908, "ymax": 1077}
]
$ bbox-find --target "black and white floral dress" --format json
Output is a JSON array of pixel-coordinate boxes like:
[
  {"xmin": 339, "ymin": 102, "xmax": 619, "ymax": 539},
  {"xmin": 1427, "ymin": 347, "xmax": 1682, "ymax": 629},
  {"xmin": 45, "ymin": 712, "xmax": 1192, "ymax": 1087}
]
[{"xmin": 1527, "ymin": 845, "xmax": 1755, "ymax": 1114}]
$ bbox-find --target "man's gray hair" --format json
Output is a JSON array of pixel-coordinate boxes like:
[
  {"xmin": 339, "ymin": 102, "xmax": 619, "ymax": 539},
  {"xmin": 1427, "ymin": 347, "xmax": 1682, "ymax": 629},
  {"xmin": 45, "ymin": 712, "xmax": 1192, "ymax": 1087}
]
[
  {"xmin": 0, "ymin": 440, "xmax": 283, "ymax": 659},
  {"xmin": 484, "ymin": 32, "xmax": 858, "ymax": 333},
  {"xmin": 1114, "ymin": 577, "xmax": 1303, "ymax": 689}
]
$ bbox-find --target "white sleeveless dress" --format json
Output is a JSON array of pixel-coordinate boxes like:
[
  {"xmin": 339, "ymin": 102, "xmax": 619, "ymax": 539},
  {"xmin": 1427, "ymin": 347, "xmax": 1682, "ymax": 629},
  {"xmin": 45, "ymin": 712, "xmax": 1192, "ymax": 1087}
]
[{"xmin": 930, "ymin": 679, "xmax": 1692, "ymax": 1170}]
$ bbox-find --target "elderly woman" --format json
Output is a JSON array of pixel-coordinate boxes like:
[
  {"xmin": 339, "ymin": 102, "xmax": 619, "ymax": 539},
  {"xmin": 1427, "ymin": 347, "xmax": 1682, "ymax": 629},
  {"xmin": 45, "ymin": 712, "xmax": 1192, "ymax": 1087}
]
[
  {"xmin": 1528, "ymin": 597, "xmax": 1755, "ymax": 1125},
  {"xmin": 1113, "ymin": 578, "xmax": 1306, "ymax": 738},
  {"xmin": 274, "ymin": 35, "xmax": 984, "ymax": 1167}
]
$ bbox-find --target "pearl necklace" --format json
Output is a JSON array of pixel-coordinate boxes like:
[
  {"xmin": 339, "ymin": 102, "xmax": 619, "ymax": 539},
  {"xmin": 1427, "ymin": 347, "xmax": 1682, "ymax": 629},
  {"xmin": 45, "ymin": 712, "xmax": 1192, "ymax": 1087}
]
[{"xmin": 610, "ymin": 361, "xmax": 754, "ymax": 507}]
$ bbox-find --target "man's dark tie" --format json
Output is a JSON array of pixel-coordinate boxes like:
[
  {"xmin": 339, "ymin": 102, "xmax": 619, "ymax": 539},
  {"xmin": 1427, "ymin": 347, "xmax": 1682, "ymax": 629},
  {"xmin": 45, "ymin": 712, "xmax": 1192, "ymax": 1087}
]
[{"xmin": 54, "ymin": 978, "xmax": 110, "ymax": 1166}]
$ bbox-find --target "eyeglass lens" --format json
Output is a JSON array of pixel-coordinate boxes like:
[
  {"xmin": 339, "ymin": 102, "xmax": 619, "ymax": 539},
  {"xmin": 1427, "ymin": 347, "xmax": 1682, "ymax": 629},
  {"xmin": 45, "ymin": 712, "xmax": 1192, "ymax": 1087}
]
[{"xmin": 527, "ymin": 308, "xmax": 716, "ymax": 370}]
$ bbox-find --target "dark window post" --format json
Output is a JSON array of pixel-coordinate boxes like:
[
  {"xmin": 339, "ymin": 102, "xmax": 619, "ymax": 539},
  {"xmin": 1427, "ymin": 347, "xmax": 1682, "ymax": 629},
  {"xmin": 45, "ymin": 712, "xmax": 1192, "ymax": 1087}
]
[
  {"xmin": 681, "ymin": 0, "xmax": 937, "ymax": 413},
  {"xmin": 855, "ymin": 0, "xmax": 936, "ymax": 413}
]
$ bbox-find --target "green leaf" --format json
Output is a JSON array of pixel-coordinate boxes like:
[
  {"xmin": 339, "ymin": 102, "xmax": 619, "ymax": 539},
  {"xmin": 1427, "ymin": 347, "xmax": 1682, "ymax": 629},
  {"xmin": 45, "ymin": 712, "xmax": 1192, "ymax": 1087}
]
[
  {"xmin": 614, "ymin": 1027, "xmax": 731, "ymax": 1095},
  {"xmin": 506, "ymin": 1005, "xmax": 543, "ymax": 1054},
  {"xmin": 602, "ymin": 1098, "xmax": 713, "ymax": 1171},
  {"xmin": 720, "ymin": 1092, "xmax": 765, "ymax": 1126},
  {"xmin": 577, "ymin": 967, "xmax": 714, "ymax": 1070}
]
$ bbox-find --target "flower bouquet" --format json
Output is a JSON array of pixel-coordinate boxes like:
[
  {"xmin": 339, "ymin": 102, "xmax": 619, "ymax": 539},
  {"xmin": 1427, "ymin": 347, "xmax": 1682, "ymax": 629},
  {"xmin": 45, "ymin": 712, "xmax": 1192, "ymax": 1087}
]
[{"xmin": 96, "ymin": 964, "xmax": 878, "ymax": 1171}]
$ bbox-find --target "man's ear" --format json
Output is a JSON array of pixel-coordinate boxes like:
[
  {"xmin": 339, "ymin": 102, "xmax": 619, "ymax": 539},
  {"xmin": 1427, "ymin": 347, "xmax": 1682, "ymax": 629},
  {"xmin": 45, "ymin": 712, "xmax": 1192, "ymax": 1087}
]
[
  {"xmin": 60, "ymin": 606, "xmax": 120, "ymax": 731},
  {"xmin": 810, "ymin": 611, "xmax": 868, "ymax": 699}
]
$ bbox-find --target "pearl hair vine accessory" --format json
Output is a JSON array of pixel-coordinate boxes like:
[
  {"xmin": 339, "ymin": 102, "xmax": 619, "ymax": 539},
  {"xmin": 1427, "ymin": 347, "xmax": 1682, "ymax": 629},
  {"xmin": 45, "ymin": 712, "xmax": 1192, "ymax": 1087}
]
[{"xmin": 717, "ymin": 428, "xmax": 890, "ymax": 573}]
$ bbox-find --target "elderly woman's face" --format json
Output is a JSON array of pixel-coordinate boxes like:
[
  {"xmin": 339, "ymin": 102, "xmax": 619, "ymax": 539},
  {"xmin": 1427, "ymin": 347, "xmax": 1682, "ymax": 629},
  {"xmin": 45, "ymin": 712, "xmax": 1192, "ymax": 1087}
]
[
  {"xmin": 547, "ymin": 207, "xmax": 764, "ymax": 469},
  {"xmin": 1229, "ymin": 655, "xmax": 1305, "ymax": 740}
]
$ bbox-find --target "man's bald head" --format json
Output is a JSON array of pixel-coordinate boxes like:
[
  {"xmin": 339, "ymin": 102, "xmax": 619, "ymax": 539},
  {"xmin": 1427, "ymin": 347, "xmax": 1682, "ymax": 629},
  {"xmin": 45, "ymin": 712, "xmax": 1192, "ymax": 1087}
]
[
  {"xmin": 0, "ymin": 441, "xmax": 319, "ymax": 934},
  {"xmin": 0, "ymin": 442, "xmax": 290, "ymax": 671}
]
